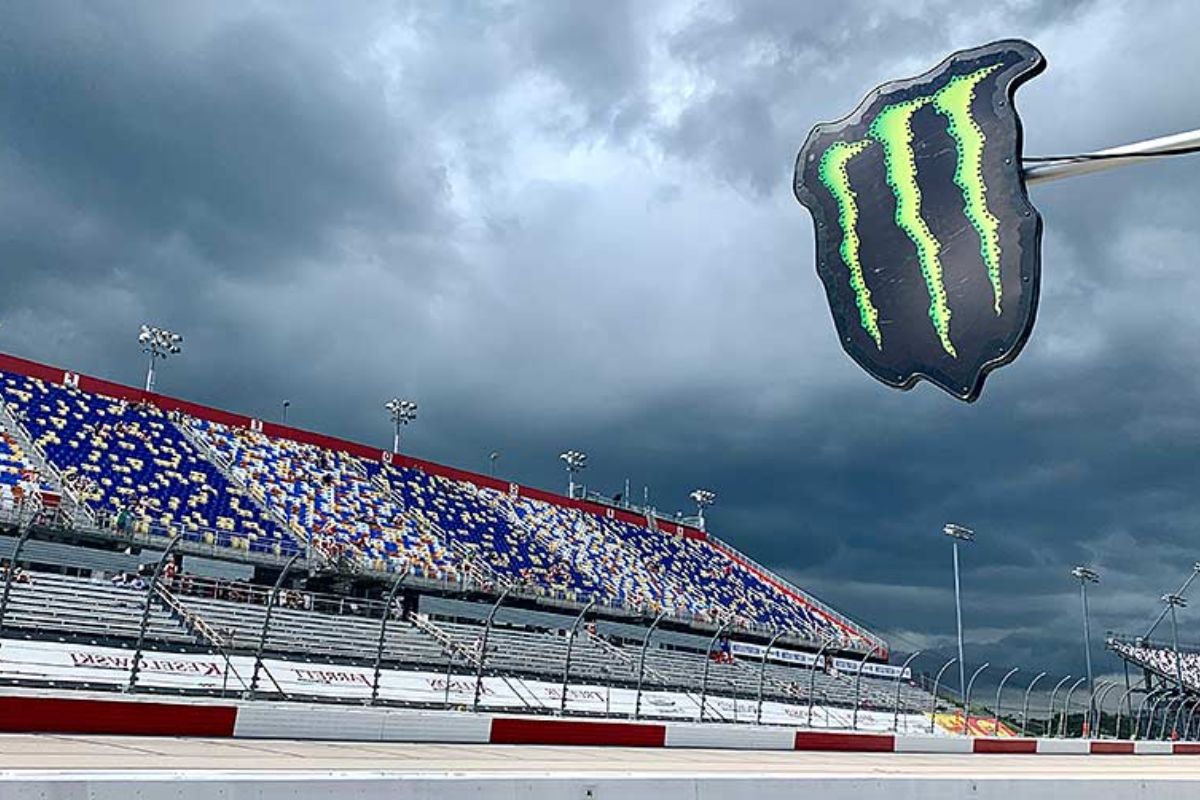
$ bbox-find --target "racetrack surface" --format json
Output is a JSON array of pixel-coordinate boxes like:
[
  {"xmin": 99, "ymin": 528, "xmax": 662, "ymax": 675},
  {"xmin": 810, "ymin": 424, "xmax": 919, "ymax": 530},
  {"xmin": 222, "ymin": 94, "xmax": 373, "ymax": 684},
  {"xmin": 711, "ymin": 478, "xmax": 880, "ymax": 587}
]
[{"xmin": 2, "ymin": 734, "xmax": 1200, "ymax": 778}]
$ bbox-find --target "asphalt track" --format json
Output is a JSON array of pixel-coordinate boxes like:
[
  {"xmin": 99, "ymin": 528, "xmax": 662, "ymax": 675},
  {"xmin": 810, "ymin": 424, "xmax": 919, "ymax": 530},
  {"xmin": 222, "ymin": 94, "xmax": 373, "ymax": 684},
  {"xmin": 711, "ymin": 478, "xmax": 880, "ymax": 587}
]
[{"xmin": 2, "ymin": 734, "xmax": 1200, "ymax": 777}]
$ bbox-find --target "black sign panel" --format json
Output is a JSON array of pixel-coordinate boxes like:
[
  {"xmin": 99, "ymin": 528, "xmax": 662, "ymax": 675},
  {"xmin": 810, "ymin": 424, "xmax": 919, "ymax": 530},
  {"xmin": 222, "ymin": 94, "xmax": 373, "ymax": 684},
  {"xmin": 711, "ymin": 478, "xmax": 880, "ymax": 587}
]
[{"xmin": 794, "ymin": 40, "xmax": 1046, "ymax": 402}]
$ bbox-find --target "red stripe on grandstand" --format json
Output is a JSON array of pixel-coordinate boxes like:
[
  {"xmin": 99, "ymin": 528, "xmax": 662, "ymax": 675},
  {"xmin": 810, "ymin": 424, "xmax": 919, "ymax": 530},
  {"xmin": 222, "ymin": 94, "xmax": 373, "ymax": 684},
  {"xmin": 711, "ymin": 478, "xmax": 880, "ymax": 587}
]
[
  {"xmin": 490, "ymin": 718, "xmax": 666, "ymax": 747},
  {"xmin": 973, "ymin": 738, "xmax": 1037, "ymax": 754},
  {"xmin": 1172, "ymin": 743, "xmax": 1200, "ymax": 755},
  {"xmin": 1090, "ymin": 741, "xmax": 1136, "ymax": 754},
  {"xmin": 0, "ymin": 696, "xmax": 236, "ymax": 737},
  {"xmin": 794, "ymin": 731, "xmax": 894, "ymax": 752}
]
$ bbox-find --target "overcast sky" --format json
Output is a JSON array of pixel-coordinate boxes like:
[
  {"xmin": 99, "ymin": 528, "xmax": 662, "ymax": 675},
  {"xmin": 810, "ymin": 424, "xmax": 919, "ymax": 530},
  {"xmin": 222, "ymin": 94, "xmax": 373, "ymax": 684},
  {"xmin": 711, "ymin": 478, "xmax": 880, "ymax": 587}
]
[{"xmin": 3, "ymin": 0, "xmax": 1199, "ymax": 686}]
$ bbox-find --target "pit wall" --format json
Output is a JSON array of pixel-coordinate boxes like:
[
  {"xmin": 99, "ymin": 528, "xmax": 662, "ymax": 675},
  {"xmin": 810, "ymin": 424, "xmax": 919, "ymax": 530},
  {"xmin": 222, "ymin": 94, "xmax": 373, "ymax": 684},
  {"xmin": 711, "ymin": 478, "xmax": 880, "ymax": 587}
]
[{"xmin": 0, "ymin": 689, "xmax": 1191, "ymax": 756}]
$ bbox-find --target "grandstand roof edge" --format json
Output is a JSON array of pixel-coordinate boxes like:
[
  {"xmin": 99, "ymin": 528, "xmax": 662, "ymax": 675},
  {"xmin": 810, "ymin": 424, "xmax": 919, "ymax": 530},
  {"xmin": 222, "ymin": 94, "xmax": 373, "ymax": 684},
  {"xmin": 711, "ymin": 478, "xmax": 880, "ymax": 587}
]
[{"xmin": 0, "ymin": 350, "xmax": 707, "ymax": 541}]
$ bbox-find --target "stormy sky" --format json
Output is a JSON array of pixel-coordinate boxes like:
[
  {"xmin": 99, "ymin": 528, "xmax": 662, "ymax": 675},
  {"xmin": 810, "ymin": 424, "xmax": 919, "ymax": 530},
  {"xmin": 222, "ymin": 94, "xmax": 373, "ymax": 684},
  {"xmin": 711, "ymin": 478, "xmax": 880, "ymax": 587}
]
[{"xmin": 2, "ymin": 0, "xmax": 1199, "ymax": 687}]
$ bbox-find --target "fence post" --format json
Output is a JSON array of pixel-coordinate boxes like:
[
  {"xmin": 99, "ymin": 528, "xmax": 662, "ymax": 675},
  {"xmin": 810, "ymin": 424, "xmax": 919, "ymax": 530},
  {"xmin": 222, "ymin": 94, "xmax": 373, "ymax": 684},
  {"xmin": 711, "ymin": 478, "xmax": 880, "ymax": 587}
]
[
  {"xmin": 1046, "ymin": 675, "xmax": 1073, "ymax": 738},
  {"xmin": 928, "ymin": 657, "xmax": 958, "ymax": 734},
  {"xmin": 961, "ymin": 662, "xmax": 990, "ymax": 736},
  {"xmin": 891, "ymin": 651, "xmax": 921, "ymax": 733},
  {"xmin": 560, "ymin": 599, "xmax": 595, "ymax": 716},
  {"xmin": 992, "ymin": 667, "xmax": 1018, "ymax": 735},
  {"xmin": 128, "ymin": 536, "xmax": 182, "ymax": 691},
  {"xmin": 1059, "ymin": 677, "xmax": 1086, "ymax": 737},
  {"xmin": 1113, "ymin": 686, "xmax": 1139, "ymax": 740},
  {"xmin": 0, "ymin": 523, "xmax": 34, "ymax": 636},
  {"xmin": 756, "ymin": 631, "xmax": 784, "ymax": 726},
  {"xmin": 698, "ymin": 620, "xmax": 731, "ymax": 723},
  {"xmin": 633, "ymin": 611, "xmax": 667, "ymax": 721},
  {"xmin": 1019, "ymin": 672, "xmax": 1046, "ymax": 737},
  {"xmin": 851, "ymin": 643, "xmax": 882, "ymax": 731},
  {"xmin": 249, "ymin": 553, "xmax": 300, "ymax": 698},
  {"xmin": 808, "ymin": 638, "xmax": 835, "ymax": 729},
  {"xmin": 473, "ymin": 586, "xmax": 512, "ymax": 713},
  {"xmin": 371, "ymin": 568, "xmax": 410, "ymax": 705}
]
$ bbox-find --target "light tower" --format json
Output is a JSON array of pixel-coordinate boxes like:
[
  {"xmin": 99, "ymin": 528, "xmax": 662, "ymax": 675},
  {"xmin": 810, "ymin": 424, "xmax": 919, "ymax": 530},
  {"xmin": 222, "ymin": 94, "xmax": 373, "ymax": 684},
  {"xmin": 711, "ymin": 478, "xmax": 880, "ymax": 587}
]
[
  {"xmin": 559, "ymin": 450, "xmax": 587, "ymax": 498},
  {"xmin": 943, "ymin": 523, "xmax": 975, "ymax": 723},
  {"xmin": 689, "ymin": 489, "xmax": 716, "ymax": 530},
  {"xmin": 137, "ymin": 325, "xmax": 183, "ymax": 393},
  {"xmin": 384, "ymin": 398, "xmax": 418, "ymax": 452},
  {"xmin": 1071, "ymin": 566, "xmax": 1100, "ymax": 735},
  {"xmin": 1162, "ymin": 593, "xmax": 1189, "ymax": 694}
]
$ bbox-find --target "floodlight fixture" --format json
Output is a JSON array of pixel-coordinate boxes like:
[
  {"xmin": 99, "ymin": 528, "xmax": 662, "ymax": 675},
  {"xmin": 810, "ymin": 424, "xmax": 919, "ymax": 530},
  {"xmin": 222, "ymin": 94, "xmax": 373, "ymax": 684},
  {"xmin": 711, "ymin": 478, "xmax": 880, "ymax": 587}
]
[
  {"xmin": 138, "ymin": 324, "xmax": 184, "ymax": 392},
  {"xmin": 384, "ymin": 398, "xmax": 418, "ymax": 452},
  {"xmin": 559, "ymin": 450, "xmax": 587, "ymax": 497},
  {"xmin": 690, "ymin": 489, "xmax": 716, "ymax": 530},
  {"xmin": 1071, "ymin": 566, "xmax": 1100, "ymax": 584},
  {"xmin": 943, "ymin": 523, "xmax": 975, "ymax": 542}
]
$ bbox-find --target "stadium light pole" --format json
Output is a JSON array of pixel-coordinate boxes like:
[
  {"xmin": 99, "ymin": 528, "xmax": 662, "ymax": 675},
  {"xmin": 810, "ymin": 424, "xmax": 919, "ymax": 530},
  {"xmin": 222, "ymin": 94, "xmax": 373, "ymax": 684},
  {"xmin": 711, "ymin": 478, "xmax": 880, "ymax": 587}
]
[
  {"xmin": 281, "ymin": 401, "xmax": 290, "ymax": 425},
  {"xmin": 384, "ymin": 398, "xmax": 417, "ymax": 453},
  {"xmin": 560, "ymin": 599, "xmax": 596, "ymax": 716},
  {"xmin": 961, "ymin": 662, "xmax": 990, "ymax": 736},
  {"xmin": 250, "ymin": 553, "xmax": 301, "ymax": 699},
  {"xmin": 929, "ymin": 656, "xmax": 958, "ymax": 734},
  {"xmin": 1162, "ymin": 593, "xmax": 1188, "ymax": 693},
  {"xmin": 633, "ymin": 611, "xmax": 667, "ymax": 721},
  {"xmin": 689, "ymin": 490, "xmax": 716, "ymax": 531},
  {"xmin": 808, "ymin": 637, "xmax": 836, "ymax": 728},
  {"xmin": 1071, "ymin": 566, "xmax": 1100, "ymax": 735},
  {"xmin": 127, "ymin": 536, "xmax": 183, "ymax": 691},
  {"xmin": 992, "ymin": 667, "xmax": 1019, "ymax": 736},
  {"xmin": 756, "ymin": 630, "xmax": 785, "ymax": 726},
  {"xmin": 1059, "ymin": 677, "xmax": 1086, "ymax": 737},
  {"xmin": 473, "ymin": 585, "xmax": 512, "ymax": 713},
  {"xmin": 1145, "ymin": 562, "xmax": 1200, "ymax": 640},
  {"xmin": 1019, "ymin": 671, "xmax": 1047, "ymax": 737},
  {"xmin": 698, "ymin": 620, "xmax": 732, "ymax": 723},
  {"xmin": 489, "ymin": 451, "xmax": 500, "ymax": 477},
  {"xmin": 137, "ymin": 324, "xmax": 183, "ymax": 393},
  {"xmin": 891, "ymin": 650, "xmax": 921, "ymax": 733},
  {"xmin": 371, "ymin": 566, "xmax": 410, "ymax": 706},
  {"xmin": 943, "ymin": 523, "xmax": 974, "ymax": 716},
  {"xmin": 559, "ymin": 450, "xmax": 587, "ymax": 499},
  {"xmin": 851, "ymin": 643, "xmax": 883, "ymax": 731}
]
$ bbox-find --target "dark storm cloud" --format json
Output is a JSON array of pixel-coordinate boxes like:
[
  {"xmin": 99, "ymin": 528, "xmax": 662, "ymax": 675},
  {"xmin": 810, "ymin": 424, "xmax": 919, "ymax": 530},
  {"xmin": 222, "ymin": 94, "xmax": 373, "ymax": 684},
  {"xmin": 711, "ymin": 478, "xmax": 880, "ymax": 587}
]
[{"xmin": 2, "ymin": 0, "xmax": 1199, "ymax": 689}]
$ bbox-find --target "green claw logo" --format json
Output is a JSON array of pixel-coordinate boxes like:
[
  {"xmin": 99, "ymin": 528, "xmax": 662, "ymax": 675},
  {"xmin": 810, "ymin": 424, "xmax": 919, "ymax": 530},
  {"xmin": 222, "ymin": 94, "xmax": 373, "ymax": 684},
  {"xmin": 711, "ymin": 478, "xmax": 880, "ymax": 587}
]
[{"xmin": 795, "ymin": 40, "xmax": 1046, "ymax": 402}]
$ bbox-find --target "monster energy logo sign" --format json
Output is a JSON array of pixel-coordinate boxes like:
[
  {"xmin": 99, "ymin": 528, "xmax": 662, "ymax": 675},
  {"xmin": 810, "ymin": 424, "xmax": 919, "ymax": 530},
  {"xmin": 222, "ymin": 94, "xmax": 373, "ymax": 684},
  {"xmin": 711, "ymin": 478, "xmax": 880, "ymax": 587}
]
[{"xmin": 794, "ymin": 40, "xmax": 1046, "ymax": 402}]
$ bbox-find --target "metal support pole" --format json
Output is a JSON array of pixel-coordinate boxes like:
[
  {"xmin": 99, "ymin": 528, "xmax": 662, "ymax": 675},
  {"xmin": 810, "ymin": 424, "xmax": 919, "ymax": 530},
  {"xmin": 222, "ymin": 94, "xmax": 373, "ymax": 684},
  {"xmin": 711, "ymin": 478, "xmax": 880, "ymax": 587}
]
[
  {"xmin": 808, "ymin": 638, "xmax": 834, "ymax": 728},
  {"xmin": 560, "ymin": 599, "xmax": 595, "ymax": 716},
  {"xmin": 1059, "ymin": 677, "xmax": 1086, "ymax": 737},
  {"xmin": 929, "ymin": 657, "xmax": 958, "ymax": 735},
  {"xmin": 1023, "ymin": 128, "xmax": 1200, "ymax": 186},
  {"xmin": 250, "ymin": 553, "xmax": 300, "ymax": 697},
  {"xmin": 1046, "ymin": 675, "xmax": 1072, "ymax": 739},
  {"xmin": 1093, "ymin": 682, "xmax": 1119, "ymax": 739},
  {"xmin": 0, "ymin": 523, "xmax": 34, "ymax": 635},
  {"xmin": 1079, "ymin": 577, "xmax": 1096, "ymax": 734},
  {"xmin": 1019, "ymin": 671, "xmax": 1047, "ymax": 737},
  {"xmin": 1172, "ymin": 692, "xmax": 1193, "ymax": 740},
  {"xmin": 992, "ymin": 667, "xmax": 1019, "ymax": 736},
  {"xmin": 698, "ymin": 620, "xmax": 731, "ymax": 723},
  {"xmin": 1135, "ymin": 689, "xmax": 1165, "ymax": 740},
  {"xmin": 1146, "ymin": 563, "xmax": 1200, "ymax": 640},
  {"xmin": 127, "ymin": 536, "xmax": 182, "ymax": 691},
  {"xmin": 1114, "ymin": 686, "xmax": 1139, "ymax": 740},
  {"xmin": 892, "ymin": 651, "xmax": 921, "ymax": 733},
  {"xmin": 756, "ymin": 631, "xmax": 784, "ymax": 726},
  {"xmin": 951, "ymin": 539, "xmax": 968, "ymax": 712},
  {"xmin": 1186, "ymin": 697, "xmax": 1200, "ymax": 740},
  {"xmin": 1159, "ymin": 694, "xmax": 1181, "ymax": 740},
  {"xmin": 473, "ymin": 586, "xmax": 512, "ymax": 713},
  {"xmin": 633, "ymin": 611, "xmax": 667, "ymax": 721},
  {"xmin": 851, "ymin": 643, "xmax": 882, "ymax": 731},
  {"xmin": 962, "ymin": 662, "xmax": 990, "ymax": 736},
  {"xmin": 371, "ymin": 569, "xmax": 409, "ymax": 705},
  {"xmin": 1169, "ymin": 602, "xmax": 1187, "ymax": 691}
]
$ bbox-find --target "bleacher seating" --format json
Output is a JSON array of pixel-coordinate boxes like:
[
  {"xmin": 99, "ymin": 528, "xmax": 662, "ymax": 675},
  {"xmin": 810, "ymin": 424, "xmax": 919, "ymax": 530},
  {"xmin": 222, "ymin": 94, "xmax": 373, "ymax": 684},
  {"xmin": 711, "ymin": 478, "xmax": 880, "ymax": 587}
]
[
  {"xmin": 0, "ymin": 428, "xmax": 45, "ymax": 509},
  {"xmin": 1110, "ymin": 637, "xmax": 1200, "ymax": 690},
  {"xmin": 0, "ymin": 363, "xmax": 880, "ymax": 655},
  {"xmin": 0, "ymin": 371, "xmax": 292, "ymax": 555},
  {"xmin": 186, "ymin": 419, "xmax": 457, "ymax": 580}
]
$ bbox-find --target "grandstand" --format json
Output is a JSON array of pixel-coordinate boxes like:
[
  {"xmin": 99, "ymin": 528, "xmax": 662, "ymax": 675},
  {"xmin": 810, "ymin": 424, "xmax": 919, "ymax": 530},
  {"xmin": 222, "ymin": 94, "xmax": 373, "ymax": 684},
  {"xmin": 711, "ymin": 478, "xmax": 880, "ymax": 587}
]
[{"xmin": 0, "ymin": 350, "xmax": 936, "ymax": 726}]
